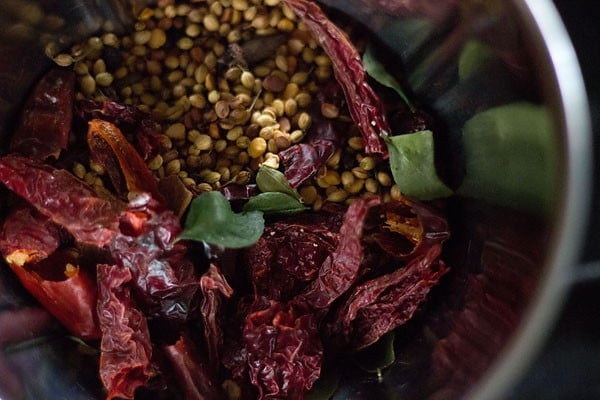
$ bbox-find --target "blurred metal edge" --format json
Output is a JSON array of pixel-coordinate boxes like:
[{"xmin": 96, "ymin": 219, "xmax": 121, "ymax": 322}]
[{"xmin": 466, "ymin": 0, "xmax": 592, "ymax": 399}]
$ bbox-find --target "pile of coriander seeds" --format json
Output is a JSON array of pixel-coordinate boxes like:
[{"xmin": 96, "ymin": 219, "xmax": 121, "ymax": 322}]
[{"xmin": 59, "ymin": 0, "xmax": 401, "ymax": 210}]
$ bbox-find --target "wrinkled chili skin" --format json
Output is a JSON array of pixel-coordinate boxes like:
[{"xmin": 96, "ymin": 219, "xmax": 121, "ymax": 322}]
[
  {"xmin": 9, "ymin": 68, "xmax": 75, "ymax": 160},
  {"xmin": 200, "ymin": 263, "xmax": 233, "ymax": 371},
  {"xmin": 0, "ymin": 154, "xmax": 120, "ymax": 247},
  {"xmin": 76, "ymin": 99, "xmax": 162, "ymax": 160},
  {"xmin": 109, "ymin": 193, "xmax": 199, "ymax": 321},
  {"xmin": 371, "ymin": 199, "xmax": 451, "ymax": 260},
  {"xmin": 87, "ymin": 119, "xmax": 165, "ymax": 203},
  {"xmin": 330, "ymin": 245, "xmax": 449, "ymax": 350},
  {"xmin": 243, "ymin": 301, "xmax": 322, "ymax": 400},
  {"xmin": 279, "ymin": 83, "xmax": 346, "ymax": 188},
  {"xmin": 279, "ymin": 139, "xmax": 337, "ymax": 189},
  {"xmin": 97, "ymin": 263, "xmax": 154, "ymax": 400},
  {"xmin": 294, "ymin": 196, "xmax": 381, "ymax": 311},
  {"xmin": 0, "ymin": 206, "xmax": 101, "ymax": 339},
  {"xmin": 283, "ymin": 0, "xmax": 390, "ymax": 157},
  {"xmin": 0, "ymin": 205, "xmax": 63, "ymax": 266},
  {"xmin": 244, "ymin": 216, "xmax": 339, "ymax": 302}
]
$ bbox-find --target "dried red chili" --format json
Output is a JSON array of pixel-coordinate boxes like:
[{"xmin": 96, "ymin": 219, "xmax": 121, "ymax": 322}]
[
  {"xmin": 243, "ymin": 301, "xmax": 322, "ymax": 400},
  {"xmin": 97, "ymin": 263, "xmax": 154, "ymax": 400},
  {"xmin": 200, "ymin": 263, "xmax": 233, "ymax": 370},
  {"xmin": 371, "ymin": 199, "xmax": 451, "ymax": 259},
  {"xmin": 87, "ymin": 119, "xmax": 165, "ymax": 203},
  {"xmin": 0, "ymin": 206, "xmax": 63, "ymax": 267},
  {"xmin": 279, "ymin": 85, "xmax": 345, "ymax": 188},
  {"xmin": 0, "ymin": 207, "xmax": 100, "ymax": 339},
  {"xmin": 0, "ymin": 154, "xmax": 120, "ymax": 247},
  {"xmin": 76, "ymin": 99, "xmax": 162, "ymax": 160},
  {"xmin": 244, "ymin": 212, "xmax": 340, "ymax": 302},
  {"xmin": 9, "ymin": 68, "xmax": 75, "ymax": 160},
  {"xmin": 109, "ymin": 193, "xmax": 199, "ymax": 321},
  {"xmin": 5, "ymin": 249, "xmax": 101, "ymax": 340},
  {"xmin": 294, "ymin": 196, "xmax": 381, "ymax": 310},
  {"xmin": 329, "ymin": 245, "xmax": 449, "ymax": 350},
  {"xmin": 279, "ymin": 139, "xmax": 337, "ymax": 189},
  {"xmin": 282, "ymin": 0, "xmax": 390, "ymax": 157}
]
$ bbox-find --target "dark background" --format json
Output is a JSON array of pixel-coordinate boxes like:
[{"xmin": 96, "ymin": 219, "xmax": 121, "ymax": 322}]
[{"xmin": 508, "ymin": 1, "xmax": 600, "ymax": 399}]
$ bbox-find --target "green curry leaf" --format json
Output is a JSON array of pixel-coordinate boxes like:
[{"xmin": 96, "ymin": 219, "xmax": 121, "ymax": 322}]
[
  {"xmin": 243, "ymin": 191, "xmax": 308, "ymax": 216},
  {"xmin": 363, "ymin": 42, "xmax": 413, "ymax": 110},
  {"xmin": 457, "ymin": 102, "xmax": 557, "ymax": 215},
  {"xmin": 255, "ymin": 165, "xmax": 301, "ymax": 200},
  {"xmin": 179, "ymin": 191, "xmax": 264, "ymax": 249},
  {"xmin": 386, "ymin": 130, "xmax": 453, "ymax": 200}
]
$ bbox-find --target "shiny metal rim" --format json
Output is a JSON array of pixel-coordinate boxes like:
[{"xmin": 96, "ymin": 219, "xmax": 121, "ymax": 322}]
[{"xmin": 469, "ymin": 0, "xmax": 592, "ymax": 399}]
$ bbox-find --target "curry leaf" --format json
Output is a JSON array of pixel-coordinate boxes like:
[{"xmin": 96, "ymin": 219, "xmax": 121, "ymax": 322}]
[
  {"xmin": 458, "ymin": 40, "xmax": 496, "ymax": 81},
  {"xmin": 243, "ymin": 191, "xmax": 308, "ymax": 216},
  {"xmin": 179, "ymin": 191, "xmax": 264, "ymax": 249},
  {"xmin": 457, "ymin": 102, "xmax": 557, "ymax": 215},
  {"xmin": 386, "ymin": 131, "xmax": 453, "ymax": 200},
  {"xmin": 363, "ymin": 42, "xmax": 413, "ymax": 110},
  {"xmin": 255, "ymin": 165, "xmax": 301, "ymax": 200}
]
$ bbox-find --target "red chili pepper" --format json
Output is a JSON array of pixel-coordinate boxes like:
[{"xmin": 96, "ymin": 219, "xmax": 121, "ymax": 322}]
[
  {"xmin": 200, "ymin": 264, "xmax": 233, "ymax": 371},
  {"xmin": 294, "ymin": 196, "xmax": 382, "ymax": 310},
  {"xmin": 0, "ymin": 154, "xmax": 120, "ymax": 247},
  {"xmin": 0, "ymin": 206, "xmax": 62, "ymax": 267},
  {"xmin": 76, "ymin": 99, "xmax": 163, "ymax": 160},
  {"xmin": 109, "ymin": 193, "xmax": 198, "ymax": 321},
  {"xmin": 5, "ymin": 249, "xmax": 101, "ymax": 341},
  {"xmin": 282, "ymin": 0, "xmax": 390, "ymax": 157},
  {"xmin": 87, "ymin": 119, "xmax": 165, "ymax": 203},
  {"xmin": 9, "ymin": 68, "xmax": 75, "ymax": 160},
  {"xmin": 330, "ymin": 245, "xmax": 449, "ymax": 350},
  {"xmin": 97, "ymin": 263, "xmax": 154, "ymax": 400},
  {"xmin": 243, "ymin": 300, "xmax": 322, "ymax": 399}
]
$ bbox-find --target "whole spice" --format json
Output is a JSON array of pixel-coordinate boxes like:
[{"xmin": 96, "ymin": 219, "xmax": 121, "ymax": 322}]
[{"xmin": 0, "ymin": 1, "xmax": 457, "ymax": 399}]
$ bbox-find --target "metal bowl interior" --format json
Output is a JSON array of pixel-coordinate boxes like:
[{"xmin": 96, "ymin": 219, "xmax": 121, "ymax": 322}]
[{"xmin": 0, "ymin": 0, "xmax": 591, "ymax": 399}]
